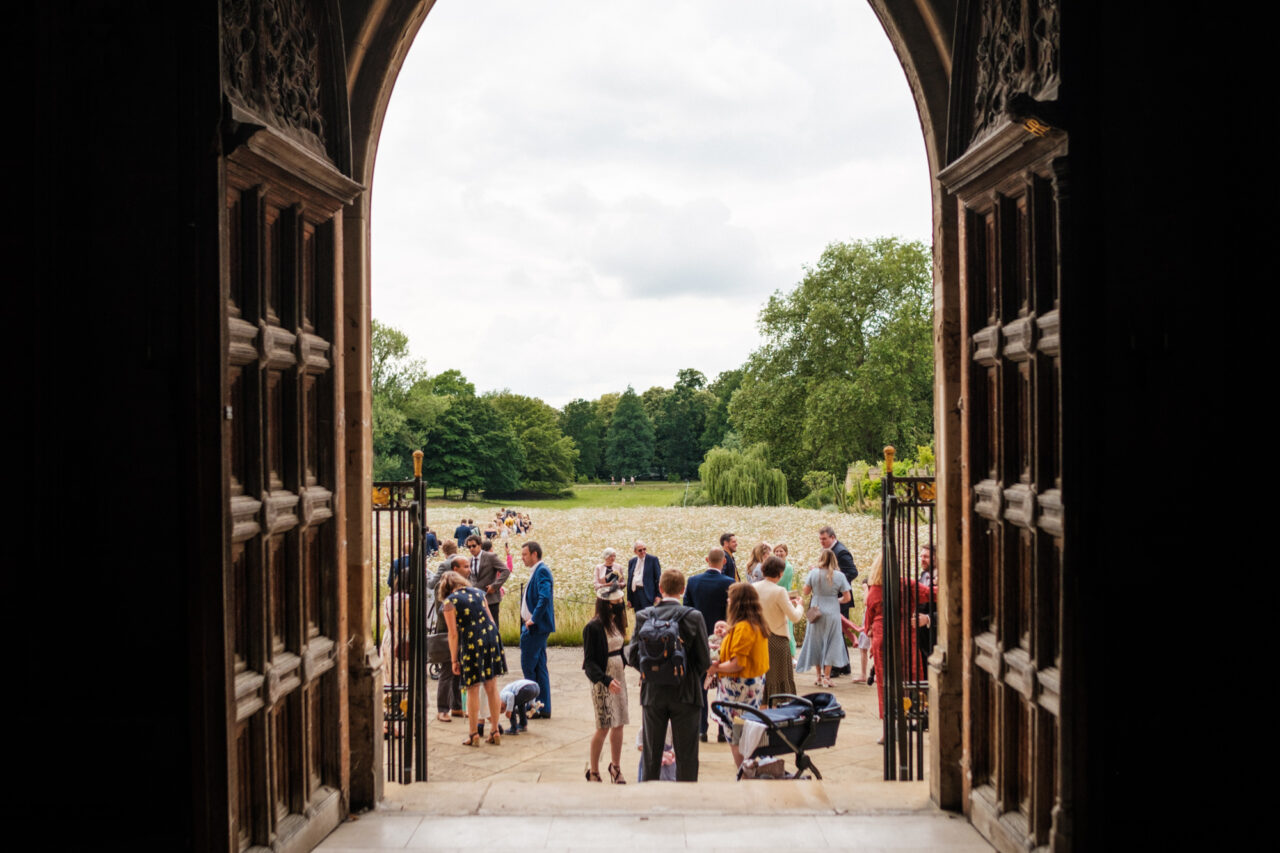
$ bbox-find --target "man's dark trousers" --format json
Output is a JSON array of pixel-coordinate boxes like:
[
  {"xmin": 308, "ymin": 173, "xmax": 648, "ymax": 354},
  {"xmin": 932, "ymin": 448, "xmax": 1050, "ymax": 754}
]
[
  {"xmin": 641, "ymin": 693, "xmax": 701, "ymax": 783},
  {"xmin": 519, "ymin": 629, "xmax": 551, "ymax": 716}
]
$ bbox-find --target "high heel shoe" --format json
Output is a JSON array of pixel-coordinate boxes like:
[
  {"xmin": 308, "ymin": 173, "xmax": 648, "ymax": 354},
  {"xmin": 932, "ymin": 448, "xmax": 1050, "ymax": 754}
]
[
  {"xmin": 608, "ymin": 762, "xmax": 626, "ymax": 784},
  {"xmin": 486, "ymin": 730, "xmax": 501, "ymax": 745},
  {"xmin": 462, "ymin": 731, "xmax": 480, "ymax": 747},
  {"xmin": 585, "ymin": 766, "xmax": 602, "ymax": 782}
]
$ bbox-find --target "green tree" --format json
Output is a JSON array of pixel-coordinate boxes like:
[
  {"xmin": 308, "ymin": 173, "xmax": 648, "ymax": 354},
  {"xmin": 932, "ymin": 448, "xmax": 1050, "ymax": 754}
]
[
  {"xmin": 605, "ymin": 386, "xmax": 655, "ymax": 478},
  {"xmin": 450, "ymin": 395, "xmax": 523, "ymax": 496},
  {"xmin": 656, "ymin": 369, "xmax": 713, "ymax": 479},
  {"xmin": 560, "ymin": 398, "xmax": 603, "ymax": 479},
  {"xmin": 487, "ymin": 391, "xmax": 578, "ymax": 494},
  {"xmin": 700, "ymin": 368, "xmax": 743, "ymax": 453},
  {"xmin": 698, "ymin": 444, "xmax": 789, "ymax": 506},
  {"xmin": 419, "ymin": 400, "xmax": 479, "ymax": 498},
  {"xmin": 428, "ymin": 368, "xmax": 475, "ymax": 398},
  {"xmin": 371, "ymin": 320, "xmax": 431, "ymax": 479},
  {"xmin": 371, "ymin": 320, "xmax": 427, "ymax": 405},
  {"xmin": 730, "ymin": 237, "xmax": 933, "ymax": 493}
]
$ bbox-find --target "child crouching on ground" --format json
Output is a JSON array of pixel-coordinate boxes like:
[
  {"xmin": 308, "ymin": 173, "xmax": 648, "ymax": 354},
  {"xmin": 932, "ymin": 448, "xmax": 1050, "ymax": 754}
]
[{"xmin": 500, "ymin": 678, "xmax": 540, "ymax": 735}]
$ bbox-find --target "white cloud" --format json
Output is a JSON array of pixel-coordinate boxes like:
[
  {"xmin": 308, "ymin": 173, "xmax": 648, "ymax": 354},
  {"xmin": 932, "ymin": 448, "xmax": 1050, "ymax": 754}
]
[{"xmin": 371, "ymin": 0, "xmax": 931, "ymax": 407}]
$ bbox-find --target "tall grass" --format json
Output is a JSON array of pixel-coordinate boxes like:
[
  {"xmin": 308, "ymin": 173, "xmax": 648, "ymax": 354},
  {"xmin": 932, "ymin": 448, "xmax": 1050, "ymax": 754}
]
[{"xmin": 498, "ymin": 590, "xmax": 600, "ymax": 647}]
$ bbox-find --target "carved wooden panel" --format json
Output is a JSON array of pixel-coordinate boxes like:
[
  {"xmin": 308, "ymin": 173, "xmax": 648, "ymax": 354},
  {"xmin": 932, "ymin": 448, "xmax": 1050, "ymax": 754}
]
[
  {"xmin": 954, "ymin": 0, "xmax": 1061, "ymax": 151},
  {"xmin": 224, "ymin": 154, "xmax": 344, "ymax": 850},
  {"xmin": 222, "ymin": 0, "xmax": 333, "ymax": 159},
  {"xmin": 948, "ymin": 139, "xmax": 1066, "ymax": 850}
]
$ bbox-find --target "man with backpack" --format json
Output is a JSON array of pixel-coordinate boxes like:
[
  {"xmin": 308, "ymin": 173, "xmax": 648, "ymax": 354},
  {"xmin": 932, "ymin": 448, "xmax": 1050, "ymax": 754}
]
[{"xmin": 628, "ymin": 569, "xmax": 711, "ymax": 782}]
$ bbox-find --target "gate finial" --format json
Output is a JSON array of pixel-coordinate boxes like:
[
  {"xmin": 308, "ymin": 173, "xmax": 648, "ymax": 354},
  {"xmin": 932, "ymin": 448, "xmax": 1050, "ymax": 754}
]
[
  {"xmin": 413, "ymin": 450, "xmax": 423, "ymax": 478},
  {"xmin": 884, "ymin": 446, "xmax": 895, "ymax": 475}
]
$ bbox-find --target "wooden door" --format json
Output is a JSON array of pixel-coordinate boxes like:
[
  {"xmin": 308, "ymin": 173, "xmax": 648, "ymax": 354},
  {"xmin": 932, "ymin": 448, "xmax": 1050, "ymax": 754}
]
[
  {"xmin": 939, "ymin": 2, "xmax": 1067, "ymax": 850},
  {"xmin": 223, "ymin": 141, "xmax": 354, "ymax": 851},
  {"xmin": 219, "ymin": 2, "xmax": 358, "ymax": 849}
]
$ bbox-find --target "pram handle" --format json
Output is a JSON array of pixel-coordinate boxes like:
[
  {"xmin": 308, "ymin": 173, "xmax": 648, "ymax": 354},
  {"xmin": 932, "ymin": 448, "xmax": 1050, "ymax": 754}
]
[
  {"xmin": 765, "ymin": 693, "xmax": 816, "ymax": 710},
  {"xmin": 710, "ymin": 700, "xmax": 776, "ymax": 729},
  {"xmin": 709, "ymin": 698, "xmax": 816, "ymax": 731}
]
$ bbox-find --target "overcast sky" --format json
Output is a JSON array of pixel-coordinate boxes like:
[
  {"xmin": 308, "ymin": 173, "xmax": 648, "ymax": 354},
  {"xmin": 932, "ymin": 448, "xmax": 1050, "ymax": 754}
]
[{"xmin": 371, "ymin": 0, "xmax": 931, "ymax": 408}]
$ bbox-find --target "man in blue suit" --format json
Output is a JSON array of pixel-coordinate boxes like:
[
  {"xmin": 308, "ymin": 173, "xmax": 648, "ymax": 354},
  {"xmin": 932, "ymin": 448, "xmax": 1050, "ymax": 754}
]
[
  {"xmin": 684, "ymin": 547, "xmax": 734, "ymax": 741},
  {"xmin": 626, "ymin": 540, "xmax": 661, "ymax": 612},
  {"xmin": 519, "ymin": 540, "xmax": 555, "ymax": 718}
]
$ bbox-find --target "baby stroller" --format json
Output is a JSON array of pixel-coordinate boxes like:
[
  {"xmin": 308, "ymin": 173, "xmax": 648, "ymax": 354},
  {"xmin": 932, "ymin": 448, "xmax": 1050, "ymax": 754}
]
[{"xmin": 710, "ymin": 692, "xmax": 845, "ymax": 780}]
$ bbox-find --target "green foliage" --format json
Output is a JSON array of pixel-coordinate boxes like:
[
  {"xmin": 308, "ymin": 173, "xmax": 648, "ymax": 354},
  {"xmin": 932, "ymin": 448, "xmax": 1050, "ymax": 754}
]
[
  {"xmin": 371, "ymin": 320, "xmax": 427, "ymax": 405},
  {"xmin": 655, "ymin": 369, "xmax": 714, "ymax": 479},
  {"xmin": 419, "ymin": 400, "xmax": 479, "ymax": 497},
  {"xmin": 487, "ymin": 392, "xmax": 577, "ymax": 495},
  {"xmin": 371, "ymin": 320, "xmax": 432, "ymax": 480},
  {"xmin": 605, "ymin": 387, "xmax": 655, "ymax": 477},
  {"xmin": 559, "ymin": 398, "xmax": 603, "ymax": 478},
  {"xmin": 700, "ymin": 369, "xmax": 742, "ymax": 453},
  {"xmin": 698, "ymin": 444, "xmax": 789, "ymax": 506},
  {"xmin": 729, "ymin": 237, "xmax": 934, "ymax": 495}
]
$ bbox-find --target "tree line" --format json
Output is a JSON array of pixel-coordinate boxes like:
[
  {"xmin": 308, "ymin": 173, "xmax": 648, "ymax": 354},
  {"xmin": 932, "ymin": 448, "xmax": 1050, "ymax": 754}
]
[{"xmin": 373, "ymin": 236, "xmax": 933, "ymax": 501}]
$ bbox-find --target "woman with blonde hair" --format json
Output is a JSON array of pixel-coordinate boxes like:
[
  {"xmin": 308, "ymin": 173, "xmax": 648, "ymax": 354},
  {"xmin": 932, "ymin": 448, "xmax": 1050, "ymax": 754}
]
[
  {"xmin": 744, "ymin": 541, "xmax": 773, "ymax": 583},
  {"xmin": 795, "ymin": 548, "xmax": 852, "ymax": 687},
  {"xmin": 438, "ymin": 570, "xmax": 507, "ymax": 746},
  {"xmin": 772, "ymin": 543, "xmax": 798, "ymax": 655},
  {"xmin": 705, "ymin": 582, "xmax": 770, "ymax": 766}
]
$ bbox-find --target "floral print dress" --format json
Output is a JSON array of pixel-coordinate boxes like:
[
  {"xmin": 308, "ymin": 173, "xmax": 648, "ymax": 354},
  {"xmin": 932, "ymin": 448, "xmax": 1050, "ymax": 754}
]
[{"xmin": 446, "ymin": 586, "xmax": 508, "ymax": 688}]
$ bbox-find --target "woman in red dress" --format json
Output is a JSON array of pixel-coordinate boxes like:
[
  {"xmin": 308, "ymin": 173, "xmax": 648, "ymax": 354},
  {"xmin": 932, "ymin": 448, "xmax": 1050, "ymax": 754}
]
[{"xmin": 865, "ymin": 554, "xmax": 934, "ymax": 741}]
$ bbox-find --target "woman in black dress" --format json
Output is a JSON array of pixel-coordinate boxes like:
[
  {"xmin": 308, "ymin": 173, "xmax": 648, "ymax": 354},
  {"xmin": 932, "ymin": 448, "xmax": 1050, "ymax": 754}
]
[{"xmin": 438, "ymin": 571, "xmax": 508, "ymax": 745}]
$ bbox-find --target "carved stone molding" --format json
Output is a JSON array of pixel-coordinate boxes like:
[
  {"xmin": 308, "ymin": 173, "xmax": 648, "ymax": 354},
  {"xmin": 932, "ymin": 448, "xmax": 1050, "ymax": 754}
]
[{"xmin": 222, "ymin": 0, "xmax": 330, "ymax": 158}]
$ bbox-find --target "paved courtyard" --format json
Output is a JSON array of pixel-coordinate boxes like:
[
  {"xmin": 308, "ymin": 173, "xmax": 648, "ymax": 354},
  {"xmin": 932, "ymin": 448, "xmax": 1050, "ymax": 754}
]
[
  {"xmin": 417, "ymin": 645, "xmax": 902, "ymax": 784},
  {"xmin": 314, "ymin": 646, "xmax": 991, "ymax": 851}
]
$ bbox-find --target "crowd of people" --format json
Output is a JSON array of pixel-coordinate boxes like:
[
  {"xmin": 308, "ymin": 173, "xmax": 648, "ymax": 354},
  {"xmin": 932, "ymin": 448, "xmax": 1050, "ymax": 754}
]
[{"xmin": 397, "ymin": 521, "xmax": 933, "ymax": 782}]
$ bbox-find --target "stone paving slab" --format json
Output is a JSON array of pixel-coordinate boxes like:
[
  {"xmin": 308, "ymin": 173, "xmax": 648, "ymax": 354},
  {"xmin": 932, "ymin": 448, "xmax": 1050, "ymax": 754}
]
[
  {"xmin": 320, "ymin": 648, "xmax": 993, "ymax": 851},
  {"xmin": 419, "ymin": 646, "xmax": 909, "ymax": 786}
]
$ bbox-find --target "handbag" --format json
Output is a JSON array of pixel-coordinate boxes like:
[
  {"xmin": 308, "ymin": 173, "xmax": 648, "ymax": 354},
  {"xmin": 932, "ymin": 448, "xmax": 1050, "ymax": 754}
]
[
  {"xmin": 427, "ymin": 631, "xmax": 453, "ymax": 665},
  {"xmin": 805, "ymin": 605, "xmax": 822, "ymax": 623}
]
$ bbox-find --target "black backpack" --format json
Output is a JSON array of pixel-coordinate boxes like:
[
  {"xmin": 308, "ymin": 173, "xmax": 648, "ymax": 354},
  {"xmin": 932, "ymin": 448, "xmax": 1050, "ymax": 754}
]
[{"xmin": 636, "ymin": 607, "xmax": 688, "ymax": 685}]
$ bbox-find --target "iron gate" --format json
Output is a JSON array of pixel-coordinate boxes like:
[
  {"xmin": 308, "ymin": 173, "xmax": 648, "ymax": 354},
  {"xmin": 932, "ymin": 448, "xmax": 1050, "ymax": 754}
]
[
  {"xmin": 373, "ymin": 450, "xmax": 429, "ymax": 782},
  {"xmin": 880, "ymin": 446, "xmax": 937, "ymax": 781}
]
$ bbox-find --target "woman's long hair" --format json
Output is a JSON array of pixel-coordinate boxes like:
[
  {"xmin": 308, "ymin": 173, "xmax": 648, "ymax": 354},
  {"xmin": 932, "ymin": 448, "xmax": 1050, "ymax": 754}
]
[
  {"xmin": 593, "ymin": 595, "xmax": 626, "ymax": 636},
  {"xmin": 817, "ymin": 548, "xmax": 839, "ymax": 585},
  {"xmin": 867, "ymin": 553, "xmax": 884, "ymax": 587},
  {"xmin": 726, "ymin": 582, "xmax": 767, "ymax": 636},
  {"xmin": 745, "ymin": 541, "xmax": 772, "ymax": 577}
]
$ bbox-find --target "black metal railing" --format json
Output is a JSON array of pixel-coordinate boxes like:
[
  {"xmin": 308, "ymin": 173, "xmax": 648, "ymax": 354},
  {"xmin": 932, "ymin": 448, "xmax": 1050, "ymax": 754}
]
[
  {"xmin": 373, "ymin": 450, "xmax": 428, "ymax": 783},
  {"xmin": 880, "ymin": 445, "xmax": 937, "ymax": 781}
]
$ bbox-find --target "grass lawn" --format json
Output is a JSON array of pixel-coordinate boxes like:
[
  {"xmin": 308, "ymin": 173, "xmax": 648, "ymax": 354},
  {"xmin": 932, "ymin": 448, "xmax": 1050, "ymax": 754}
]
[{"xmin": 423, "ymin": 481, "xmax": 692, "ymax": 510}]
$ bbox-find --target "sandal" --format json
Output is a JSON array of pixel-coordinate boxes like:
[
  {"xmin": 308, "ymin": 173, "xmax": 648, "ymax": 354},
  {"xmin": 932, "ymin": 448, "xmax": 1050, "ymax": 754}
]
[
  {"xmin": 585, "ymin": 766, "xmax": 602, "ymax": 782},
  {"xmin": 437, "ymin": 713, "xmax": 452, "ymax": 723},
  {"xmin": 486, "ymin": 730, "xmax": 501, "ymax": 745},
  {"xmin": 462, "ymin": 731, "xmax": 480, "ymax": 747},
  {"xmin": 608, "ymin": 762, "xmax": 626, "ymax": 784}
]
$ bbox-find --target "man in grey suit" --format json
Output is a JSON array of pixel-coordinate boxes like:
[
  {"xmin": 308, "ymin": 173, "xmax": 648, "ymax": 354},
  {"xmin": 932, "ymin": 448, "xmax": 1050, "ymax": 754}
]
[
  {"xmin": 629, "ymin": 569, "xmax": 711, "ymax": 782},
  {"xmin": 465, "ymin": 535, "xmax": 511, "ymax": 637}
]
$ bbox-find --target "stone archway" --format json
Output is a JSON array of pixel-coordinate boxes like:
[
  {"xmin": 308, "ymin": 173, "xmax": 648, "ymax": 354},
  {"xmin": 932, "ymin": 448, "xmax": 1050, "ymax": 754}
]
[{"xmin": 337, "ymin": 0, "xmax": 967, "ymax": 819}]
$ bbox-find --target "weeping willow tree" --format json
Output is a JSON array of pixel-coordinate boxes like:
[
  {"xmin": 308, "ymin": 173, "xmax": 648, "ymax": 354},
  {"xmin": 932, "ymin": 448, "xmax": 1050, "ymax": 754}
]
[{"xmin": 699, "ymin": 444, "xmax": 789, "ymax": 506}]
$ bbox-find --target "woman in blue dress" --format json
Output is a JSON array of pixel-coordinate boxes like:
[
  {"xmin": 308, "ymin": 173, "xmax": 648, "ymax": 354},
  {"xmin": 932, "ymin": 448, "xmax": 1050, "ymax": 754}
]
[{"xmin": 795, "ymin": 549, "xmax": 852, "ymax": 688}]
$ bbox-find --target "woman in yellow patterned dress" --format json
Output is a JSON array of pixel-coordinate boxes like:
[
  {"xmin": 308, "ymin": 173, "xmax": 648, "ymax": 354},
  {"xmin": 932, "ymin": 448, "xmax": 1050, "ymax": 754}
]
[{"xmin": 438, "ymin": 571, "xmax": 508, "ymax": 746}]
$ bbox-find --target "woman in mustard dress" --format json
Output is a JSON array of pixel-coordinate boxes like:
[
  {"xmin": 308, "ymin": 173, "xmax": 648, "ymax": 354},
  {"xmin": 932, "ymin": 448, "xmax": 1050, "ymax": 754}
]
[{"xmin": 439, "ymin": 571, "xmax": 508, "ymax": 746}]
